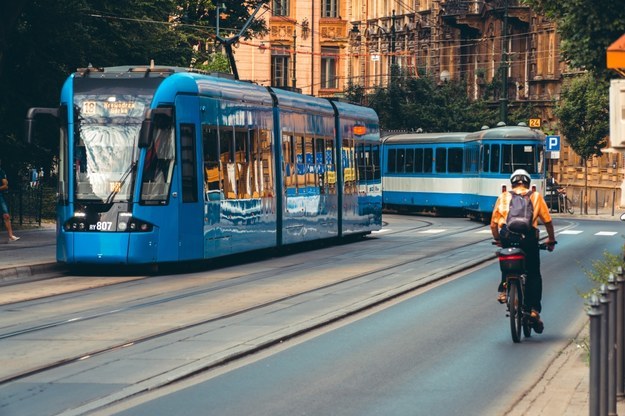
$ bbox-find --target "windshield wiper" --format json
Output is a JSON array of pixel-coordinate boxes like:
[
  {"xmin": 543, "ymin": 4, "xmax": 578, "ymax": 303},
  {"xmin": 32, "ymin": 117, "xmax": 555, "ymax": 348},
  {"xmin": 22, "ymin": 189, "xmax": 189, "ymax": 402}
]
[{"xmin": 105, "ymin": 161, "xmax": 137, "ymax": 204}]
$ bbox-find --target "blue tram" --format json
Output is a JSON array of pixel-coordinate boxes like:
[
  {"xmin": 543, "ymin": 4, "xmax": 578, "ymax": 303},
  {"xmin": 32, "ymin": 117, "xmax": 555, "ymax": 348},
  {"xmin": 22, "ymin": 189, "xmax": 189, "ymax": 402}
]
[
  {"xmin": 25, "ymin": 65, "xmax": 381, "ymax": 265},
  {"xmin": 381, "ymin": 125, "xmax": 546, "ymax": 218}
]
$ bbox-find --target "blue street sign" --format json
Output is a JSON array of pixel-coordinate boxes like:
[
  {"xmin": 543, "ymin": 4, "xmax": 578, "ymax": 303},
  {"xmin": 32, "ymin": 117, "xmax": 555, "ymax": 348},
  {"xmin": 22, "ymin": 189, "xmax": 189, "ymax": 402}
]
[{"xmin": 546, "ymin": 135, "xmax": 560, "ymax": 151}]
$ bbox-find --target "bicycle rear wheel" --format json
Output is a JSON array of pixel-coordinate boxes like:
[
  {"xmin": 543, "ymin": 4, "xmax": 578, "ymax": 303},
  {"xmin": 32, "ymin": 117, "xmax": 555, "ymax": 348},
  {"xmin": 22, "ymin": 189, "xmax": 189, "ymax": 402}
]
[{"xmin": 508, "ymin": 280, "xmax": 522, "ymax": 343}]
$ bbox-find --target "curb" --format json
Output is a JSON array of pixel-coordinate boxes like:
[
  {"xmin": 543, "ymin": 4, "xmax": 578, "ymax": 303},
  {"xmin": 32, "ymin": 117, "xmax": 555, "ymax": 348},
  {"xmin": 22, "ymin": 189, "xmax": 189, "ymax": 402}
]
[{"xmin": 0, "ymin": 262, "xmax": 65, "ymax": 285}]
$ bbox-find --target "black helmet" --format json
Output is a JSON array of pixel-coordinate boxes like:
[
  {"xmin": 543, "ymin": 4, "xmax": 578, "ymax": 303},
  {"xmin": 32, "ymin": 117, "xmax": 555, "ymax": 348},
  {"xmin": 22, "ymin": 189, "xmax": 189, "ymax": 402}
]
[{"xmin": 510, "ymin": 169, "xmax": 531, "ymax": 186}]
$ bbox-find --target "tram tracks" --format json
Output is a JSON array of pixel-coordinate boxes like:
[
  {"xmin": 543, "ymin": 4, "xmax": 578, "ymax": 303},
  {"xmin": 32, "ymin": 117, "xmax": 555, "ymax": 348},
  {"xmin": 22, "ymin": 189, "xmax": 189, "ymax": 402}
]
[{"xmin": 0, "ymin": 219, "xmax": 495, "ymax": 392}]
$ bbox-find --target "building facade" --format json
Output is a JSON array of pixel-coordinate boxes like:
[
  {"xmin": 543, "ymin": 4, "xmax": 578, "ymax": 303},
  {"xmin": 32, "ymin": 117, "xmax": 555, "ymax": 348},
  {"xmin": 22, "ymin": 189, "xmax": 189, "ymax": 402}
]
[{"xmin": 234, "ymin": 0, "xmax": 624, "ymax": 210}]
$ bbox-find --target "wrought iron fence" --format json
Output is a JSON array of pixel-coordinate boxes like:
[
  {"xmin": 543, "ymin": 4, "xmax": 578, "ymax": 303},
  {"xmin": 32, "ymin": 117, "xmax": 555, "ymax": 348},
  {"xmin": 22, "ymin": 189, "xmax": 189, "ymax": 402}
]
[{"xmin": 0, "ymin": 180, "xmax": 55, "ymax": 229}]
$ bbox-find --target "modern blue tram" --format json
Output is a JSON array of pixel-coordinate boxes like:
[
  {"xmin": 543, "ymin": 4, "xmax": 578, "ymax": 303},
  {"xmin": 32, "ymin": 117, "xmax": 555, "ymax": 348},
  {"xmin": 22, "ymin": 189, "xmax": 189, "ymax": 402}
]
[
  {"xmin": 381, "ymin": 125, "xmax": 546, "ymax": 218},
  {"xmin": 25, "ymin": 65, "xmax": 381, "ymax": 265}
]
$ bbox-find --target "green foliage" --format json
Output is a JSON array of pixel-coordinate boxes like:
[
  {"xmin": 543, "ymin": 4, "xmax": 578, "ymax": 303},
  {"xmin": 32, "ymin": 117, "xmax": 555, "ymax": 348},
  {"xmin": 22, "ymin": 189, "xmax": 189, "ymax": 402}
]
[
  {"xmin": 580, "ymin": 249, "xmax": 625, "ymax": 299},
  {"xmin": 522, "ymin": 0, "xmax": 625, "ymax": 79},
  {"xmin": 194, "ymin": 53, "xmax": 231, "ymax": 73},
  {"xmin": 555, "ymin": 73, "xmax": 609, "ymax": 160},
  {"xmin": 0, "ymin": 1, "xmax": 267, "ymax": 179},
  {"xmin": 365, "ymin": 72, "xmax": 498, "ymax": 132}
]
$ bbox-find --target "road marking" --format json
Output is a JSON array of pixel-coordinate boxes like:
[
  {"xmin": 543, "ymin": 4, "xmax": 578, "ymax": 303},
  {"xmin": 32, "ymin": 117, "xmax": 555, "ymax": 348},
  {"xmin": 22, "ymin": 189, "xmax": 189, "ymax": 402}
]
[
  {"xmin": 559, "ymin": 230, "xmax": 583, "ymax": 235},
  {"xmin": 418, "ymin": 229, "xmax": 447, "ymax": 234},
  {"xmin": 373, "ymin": 229, "xmax": 390, "ymax": 234},
  {"xmin": 595, "ymin": 231, "xmax": 618, "ymax": 236}
]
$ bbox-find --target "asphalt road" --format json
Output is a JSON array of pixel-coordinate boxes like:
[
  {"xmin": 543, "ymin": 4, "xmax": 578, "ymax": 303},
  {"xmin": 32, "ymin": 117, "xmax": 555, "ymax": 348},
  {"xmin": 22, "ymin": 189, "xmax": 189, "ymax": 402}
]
[{"xmin": 104, "ymin": 218, "xmax": 615, "ymax": 416}]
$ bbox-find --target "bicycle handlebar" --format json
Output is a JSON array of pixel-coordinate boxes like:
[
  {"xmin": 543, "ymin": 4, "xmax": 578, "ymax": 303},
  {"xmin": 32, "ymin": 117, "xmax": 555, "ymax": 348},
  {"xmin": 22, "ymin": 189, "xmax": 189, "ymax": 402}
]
[
  {"xmin": 491, "ymin": 240, "xmax": 557, "ymax": 251},
  {"xmin": 539, "ymin": 241, "xmax": 557, "ymax": 251}
]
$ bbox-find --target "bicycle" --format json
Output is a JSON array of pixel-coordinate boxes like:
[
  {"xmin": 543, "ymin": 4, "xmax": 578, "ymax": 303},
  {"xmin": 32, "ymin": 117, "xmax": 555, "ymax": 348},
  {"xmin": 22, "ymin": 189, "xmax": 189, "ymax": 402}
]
[
  {"xmin": 557, "ymin": 188, "xmax": 574, "ymax": 214},
  {"xmin": 496, "ymin": 241, "xmax": 556, "ymax": 343}
]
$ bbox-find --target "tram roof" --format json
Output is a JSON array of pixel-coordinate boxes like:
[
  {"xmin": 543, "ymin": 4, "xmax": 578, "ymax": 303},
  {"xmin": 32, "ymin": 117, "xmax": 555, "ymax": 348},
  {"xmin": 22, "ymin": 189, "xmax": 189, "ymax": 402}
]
[
  {"xmin": 381, "ymin": 132, "xmax": 469, "ymax": 145},
  {"xmin": 465, "ymin": 125, "xmax": 545, "ymax": 142}
]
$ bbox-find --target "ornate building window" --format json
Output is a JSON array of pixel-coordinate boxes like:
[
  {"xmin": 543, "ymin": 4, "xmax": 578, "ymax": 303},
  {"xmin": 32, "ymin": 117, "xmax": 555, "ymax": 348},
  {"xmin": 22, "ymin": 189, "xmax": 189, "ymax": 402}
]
[
  {"xmin": 273, "ymin": 0, "xmax": 289, "ymax": 16},
  {"xmin": 271, "ymin": 50, "xmax": 290, "ymax": 87},
  {"xmin": 322, "ymin": 0, "xmax": 339, "ymax": 18},
  {"xmin": 321, "ymin": 47, "xmax": 339, "ymax": 89}
]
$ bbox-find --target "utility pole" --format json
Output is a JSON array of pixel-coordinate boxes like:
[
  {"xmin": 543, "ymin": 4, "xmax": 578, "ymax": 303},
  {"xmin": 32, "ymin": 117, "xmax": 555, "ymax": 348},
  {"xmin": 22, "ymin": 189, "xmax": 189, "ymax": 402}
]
[{"xmin": 499, "ymin": 0, "xmax": 509, "ymax": 124}]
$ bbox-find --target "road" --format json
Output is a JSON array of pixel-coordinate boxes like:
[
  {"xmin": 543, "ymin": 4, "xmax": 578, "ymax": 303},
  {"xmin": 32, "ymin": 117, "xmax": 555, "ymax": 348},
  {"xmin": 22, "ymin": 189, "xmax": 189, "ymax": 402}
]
[{"xmin": 0, "ymin": 215, "xmax": 619, "ymax": 415}]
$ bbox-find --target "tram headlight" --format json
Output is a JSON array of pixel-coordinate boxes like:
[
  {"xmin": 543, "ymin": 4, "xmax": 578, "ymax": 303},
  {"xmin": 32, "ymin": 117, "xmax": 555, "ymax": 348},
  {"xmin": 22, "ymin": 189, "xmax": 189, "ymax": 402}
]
[
  {"xmin": 127, "ymin": 218, "xmax": 153, "ymax": 232},
  {"xmin": 64, "ymin": 218, "xmax": 87, "ymax": 232}
]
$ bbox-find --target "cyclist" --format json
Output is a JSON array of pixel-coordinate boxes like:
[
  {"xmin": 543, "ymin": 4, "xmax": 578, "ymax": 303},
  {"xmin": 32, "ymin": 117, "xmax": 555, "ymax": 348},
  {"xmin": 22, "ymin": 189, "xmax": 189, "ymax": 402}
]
[{"xmin": 490, "ymin": 169, "xmax": 556, "ymax": 333}]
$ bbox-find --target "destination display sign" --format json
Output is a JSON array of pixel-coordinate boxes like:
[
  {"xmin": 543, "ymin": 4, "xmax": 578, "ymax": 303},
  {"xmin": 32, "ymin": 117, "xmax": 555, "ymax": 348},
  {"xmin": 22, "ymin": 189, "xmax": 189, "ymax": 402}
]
[{"xmin": 82, "ymin": 100, "xmax": 138, "ymax": 116}]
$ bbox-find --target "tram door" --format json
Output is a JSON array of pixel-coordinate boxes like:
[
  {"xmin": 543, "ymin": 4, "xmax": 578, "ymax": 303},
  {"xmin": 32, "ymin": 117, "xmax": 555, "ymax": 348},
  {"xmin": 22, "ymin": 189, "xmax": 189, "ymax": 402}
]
[{"xmin": 176, "ymin": 120, "xmax": 204, "ymax": 261}]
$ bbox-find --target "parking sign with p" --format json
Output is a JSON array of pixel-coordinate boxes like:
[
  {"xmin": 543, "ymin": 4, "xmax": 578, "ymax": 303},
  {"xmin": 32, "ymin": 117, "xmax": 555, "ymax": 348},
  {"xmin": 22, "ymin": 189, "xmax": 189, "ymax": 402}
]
[{"xmin": 546, "ymin": 135, "xmax": 560, "ymax": 151}]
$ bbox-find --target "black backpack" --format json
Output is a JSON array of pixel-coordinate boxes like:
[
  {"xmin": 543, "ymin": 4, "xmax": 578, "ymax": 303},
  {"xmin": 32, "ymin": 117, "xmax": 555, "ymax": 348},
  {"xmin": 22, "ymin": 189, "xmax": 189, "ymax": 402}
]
[{"xmin": 506, "ymin": 191, "xmax": 534, "ymax": 235}]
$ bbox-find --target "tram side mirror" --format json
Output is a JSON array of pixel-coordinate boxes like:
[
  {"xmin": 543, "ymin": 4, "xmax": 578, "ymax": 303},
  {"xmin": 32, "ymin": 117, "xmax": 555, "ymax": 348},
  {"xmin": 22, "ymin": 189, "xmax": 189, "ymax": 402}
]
[
  {"xmin": 24, "ymin": 107, "xmax": 61, "ymax": 144},
  {"xmin": 139, "ymin": 107, "xmax": 173, "ymax": 148}
]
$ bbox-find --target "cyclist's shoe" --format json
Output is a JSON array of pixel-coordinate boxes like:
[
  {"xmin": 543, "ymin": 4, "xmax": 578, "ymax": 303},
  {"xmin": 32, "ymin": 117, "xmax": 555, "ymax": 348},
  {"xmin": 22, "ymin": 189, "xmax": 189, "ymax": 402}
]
[
  {"xmin": 530, "ymin": 310, "xmax": 544, "ymax": 334},
  {"xmin": 497, "ymin": 292, "xmax": 507, "ymax": 304}
]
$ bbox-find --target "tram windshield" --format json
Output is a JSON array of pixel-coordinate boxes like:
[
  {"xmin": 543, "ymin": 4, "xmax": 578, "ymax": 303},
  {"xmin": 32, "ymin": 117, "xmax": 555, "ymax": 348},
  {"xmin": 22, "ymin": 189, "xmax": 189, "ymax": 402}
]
[
  {"xmin": 501, "ymin": 143, "xmax": 540, "ymax": 174},
  {"xmin": 73, "ymin": 94, "xmax": 150, "ymax": 202}
]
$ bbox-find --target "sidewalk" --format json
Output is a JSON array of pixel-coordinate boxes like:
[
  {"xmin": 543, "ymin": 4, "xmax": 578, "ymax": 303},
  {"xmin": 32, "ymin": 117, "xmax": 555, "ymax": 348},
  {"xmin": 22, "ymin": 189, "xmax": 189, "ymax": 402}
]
[
  {"xmin": 0, "ymin": 222, "xmax": 61, "ymax": 283},
  {"xmin": 1, "ymin": 211, "xmax": 624, "ymax": 415}
]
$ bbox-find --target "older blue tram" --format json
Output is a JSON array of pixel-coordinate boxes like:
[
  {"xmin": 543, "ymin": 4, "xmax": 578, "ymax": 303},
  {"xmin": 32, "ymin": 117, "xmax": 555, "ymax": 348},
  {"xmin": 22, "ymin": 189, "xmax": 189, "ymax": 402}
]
[
  {"xmin": 26, "ymin": 66, "xmax": 381, "ymax": 265},
  {"xmin": 381, "ymin": 125, "xmax": 546, "ymax": 218}
]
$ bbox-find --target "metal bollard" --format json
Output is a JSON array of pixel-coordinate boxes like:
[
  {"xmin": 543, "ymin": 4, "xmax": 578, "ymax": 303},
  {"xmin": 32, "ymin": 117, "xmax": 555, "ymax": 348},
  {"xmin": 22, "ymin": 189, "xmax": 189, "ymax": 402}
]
[
  {"xmin": 608, "ymin": 275, "xmax": 618, "ymax": 416},
  {"xmin": 590, "ymin": 294, "xmax": 603, "ymax": 416},
  {"xmin": 600, "ymin": 284, "xmax": 609, "ymax": 416},
  {"xmin": 618, "ymin": 267, "xmax": 625, "ymax": 397}
]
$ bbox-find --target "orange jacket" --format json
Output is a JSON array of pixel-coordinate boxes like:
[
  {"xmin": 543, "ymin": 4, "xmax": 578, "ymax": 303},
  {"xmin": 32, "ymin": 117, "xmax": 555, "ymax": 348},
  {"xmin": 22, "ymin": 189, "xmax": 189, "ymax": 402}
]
[{"xmin": 491, "ymin": 186, "xmax": 552, "ymax": 230}]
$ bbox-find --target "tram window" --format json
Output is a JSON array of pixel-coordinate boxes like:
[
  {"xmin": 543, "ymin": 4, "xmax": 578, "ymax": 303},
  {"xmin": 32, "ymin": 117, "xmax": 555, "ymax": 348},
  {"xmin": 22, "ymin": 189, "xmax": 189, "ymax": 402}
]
[
  {"xmin": 414, "ymin": 148, "xmax": 423, "ymax": 173},
  {"xmin": 372, "ymin": 144, "xmax": 381, "ymax": 180},
  {"xmin": 59, "ymin": 127, "xmax": 69, "ymax": 204},
  {"xmin": 464, "ymin": 145, "xmax": 479, "ymax": 173},
  {"xmin": 202, "ymin": 125, "xmax": 220, "ymax": 197},
  {"xmin": 283, "ymin": 133, "xmax": 295, "ymax": 190},
  {"xmin": 315, "ymin": 138, "xmax": 327, "ymax": 193},
  {"xmin": 481, "ymin": 145, "xmax": 490, "ymax": 173},
  {"xmin": 221, "ymin": 127, "xmax": 237, "ymax": 199},
  {"xmin": 423, "ymin": 148, "xmax": 433, "ymax": 173},
  {"xmin": 259, "ymin": 128, "xmax": 273, "ymax": 197},
  {"xmin": 448, "ymin": 147, "xmax": 463, "ymax": 173},
  {"xmin": 342, "ymin": 138, "xmax": 356, "ymax": 194},
  {"xmin": 235, "ymin": 129, "xmax": 249, "ymax": 198},
  {"xmin": 295, "ymin": 135, "xmax": 305, "ymax": 190},
  {"xmin": 325, "ymin": 138, "xmax": 336, "ymax": 193},
  {"xmin": 490, "ymin": 144, "xmax": 500, "ymax": 173},
  {"xmin": 140, "ymin": 117, "xmax": 175, "ymax": 205},
  {"xmin": 404, "ymin": 148, "xmax": 414, "ymax": 173},
  {"xmin": 304, "ymin": 137, "xmax": 316, "ymax": 189},
  {"xmin": 180, "ymin": 124, "xmax": 198, "ymax": 203},
  {"xmin": 435, "ymin": 148, "xmax": 447, "ymax": 173},
  {"xmin": 397, "ymin": 148, "xmax": 406, "ymax": 173},
  {"xmin": 355, "ymin": 143, "xmax": 364, "ymax": 182},
  {"xmin": 388, "ymin": 149, "xmax": 397, "ymax": 173},
  {"xmin": 502, "ymin": 144, "xmax": 535, "ymax": 173}
]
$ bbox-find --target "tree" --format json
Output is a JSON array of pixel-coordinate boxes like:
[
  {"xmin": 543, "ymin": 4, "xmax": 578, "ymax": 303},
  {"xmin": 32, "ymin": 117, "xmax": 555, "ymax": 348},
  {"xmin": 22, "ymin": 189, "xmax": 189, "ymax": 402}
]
[
  {"xmin": 555, "ymin": 73, "xmax": 609, "ymax": 213},
  {"xmin": 366, "ymin": 72, "xmax": 497, "ymax": 133},
  {"xmin": 0, "ymin": 1, "xmax": 267, "ymax": 178},
  {"xmin": 522, "ymin": 0, "xmax": 625, "ymax": 79}
]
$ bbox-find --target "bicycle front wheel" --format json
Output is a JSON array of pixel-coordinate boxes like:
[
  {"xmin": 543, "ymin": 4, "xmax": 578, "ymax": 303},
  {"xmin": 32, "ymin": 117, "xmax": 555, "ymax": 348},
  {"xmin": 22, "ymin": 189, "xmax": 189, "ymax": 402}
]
[{"xmin": 508, "ymin": 280, "xmax": 522, "ymax": 343}]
